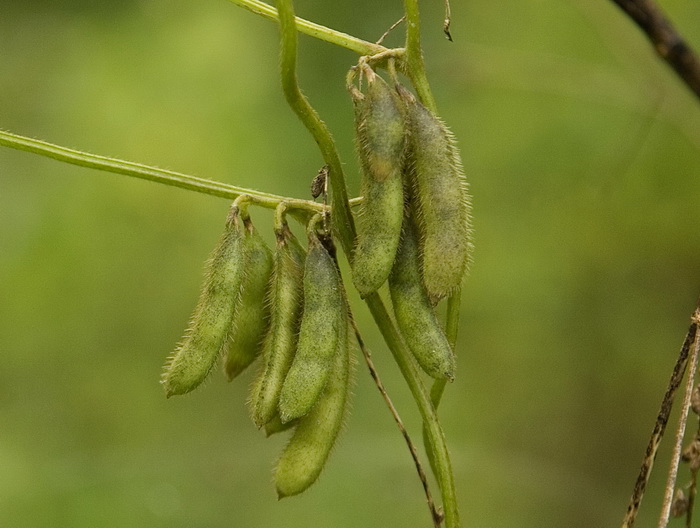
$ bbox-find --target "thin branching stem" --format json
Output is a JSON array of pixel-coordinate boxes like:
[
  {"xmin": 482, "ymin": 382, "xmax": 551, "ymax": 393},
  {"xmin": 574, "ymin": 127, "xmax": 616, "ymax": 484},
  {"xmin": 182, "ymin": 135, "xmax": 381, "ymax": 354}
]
[
  {"xmin": 0, "ymin": 129, "xmax": 321, "ymax": 218},
  {"xmin": 226, "ymin": 0, "xmax": 387, "ymax": 57},
  {"xmin": 349, "ymin": 313, "xmax": 442, "ymax": 527}
]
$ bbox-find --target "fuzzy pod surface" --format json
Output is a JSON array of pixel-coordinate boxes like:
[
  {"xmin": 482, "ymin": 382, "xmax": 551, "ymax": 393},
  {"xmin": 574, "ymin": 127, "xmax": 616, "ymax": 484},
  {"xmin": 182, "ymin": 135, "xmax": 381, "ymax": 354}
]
[
  {"xmin": 400, "ymin": 85, "xmax": 472, "ymax": 303},
  {"xmin": 274, "ymin": 308, "xmax": 350, "ymax": 498},
  {"xmin": 249, "ymin": 225, "xmax": 306, "ymax": 428},
  {"xmin": 223, "ymin": 221, "xmax": 274, "ymax": 380},
  {"xmin": 162, "ymin": 209, "xmax": 246, "ymax": 397},
  {"xmin": 278, "ymin": 235, "xmax": 343, "ymax": 423},
  {"xmin": 350, "ymin": 71, "xmax": 406, "ymax": 297},
  {"xmin": 389, "ymin": 217, "xmax": 456, "ymax": 380}
]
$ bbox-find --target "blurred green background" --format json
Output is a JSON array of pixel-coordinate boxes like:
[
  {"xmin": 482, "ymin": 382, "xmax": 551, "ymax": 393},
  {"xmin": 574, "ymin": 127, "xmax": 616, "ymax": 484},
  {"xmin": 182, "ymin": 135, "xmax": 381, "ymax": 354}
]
[{"xmin": 1, "ymin": 0, "xmax": 699, "ymax": 526}]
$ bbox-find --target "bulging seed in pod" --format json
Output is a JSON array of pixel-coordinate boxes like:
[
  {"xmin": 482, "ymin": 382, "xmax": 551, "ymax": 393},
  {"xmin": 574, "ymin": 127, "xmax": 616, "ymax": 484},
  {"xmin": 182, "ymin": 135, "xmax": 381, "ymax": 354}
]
[
  {"xmin": 249, "ymin": 223, "xmax": 306, "ymax": 428},
  {"xmin": 277, "ymin": 233, "xmax": 343, "ymax": 423},
  {"xmin": 350, "ymin": 68, "xmax": 406, "ymax": 297},
  {"xmin": 223, "ymin": 218, "xmax": 274, "ymax": 380},
  {"xmin": 398, "ymin": 84, "xmax": 472, "ymax": 303},
  {"xmin": 162, "ymin": 205, "xmax": 246, "ymax": 397},
  {"xmin": 274, "ymin": 304, "xmax": 351, "ymax": 498},
  {"xmin": 389, "ymin": 215, "xmax": 456, "ymax": 380}
]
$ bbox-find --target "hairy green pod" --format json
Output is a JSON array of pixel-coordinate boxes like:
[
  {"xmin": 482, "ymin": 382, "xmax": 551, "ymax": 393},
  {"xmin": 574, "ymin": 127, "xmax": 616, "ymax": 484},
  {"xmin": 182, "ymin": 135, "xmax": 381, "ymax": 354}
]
[
  {"xmin": 399, "ymin": 84, "xmax": 472, "ymax": 303},
  {"xmin": 350, "ymin": 71, "xmax": 406, "ymax": 297},
  {"xmin": 249, "ymin": 225, "xmax": 306, "ymax": 428},
  {"xmin": 278, "ymin": 235, "xmax": 343, "ymax": 423},
  {"xmin": 223, "ymin": 221, "xmax": 274, "ymax": 380},
  {"xmin": 162, "ymin": 208, "xmax": 246, "ymax": 397},
  {"xmin": 389, "ymin": 217, "xmax": 456, "ymax": 380},
  {"xmin": 274, "ymin": 309, "xmax": 350, "ymax": 498}
]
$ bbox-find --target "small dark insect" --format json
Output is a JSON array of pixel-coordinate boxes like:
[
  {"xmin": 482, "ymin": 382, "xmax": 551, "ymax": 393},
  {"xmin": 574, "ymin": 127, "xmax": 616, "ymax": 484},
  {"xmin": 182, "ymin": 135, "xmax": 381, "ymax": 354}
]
[{"xmin": 311, "ymin": 165, "xmax": 329, "ymax": 199}]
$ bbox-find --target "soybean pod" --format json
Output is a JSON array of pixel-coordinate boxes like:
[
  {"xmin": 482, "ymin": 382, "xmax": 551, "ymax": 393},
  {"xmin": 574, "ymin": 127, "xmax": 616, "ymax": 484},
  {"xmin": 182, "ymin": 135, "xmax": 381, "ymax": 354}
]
[
  {"xmin": 274, "ymin": 305, "xmax": 350, "ymax": 498},
  {"xmin": 278, "ymin": 224, "xmax": 343, "ymax": 423},
  {"xmin": 223, "ymin": 215, "xmax": 274, "ymax": 380},
  {"xmin": 399, "ymin": 84, "xmax": 472, "ymax": 303},
  {"xmin": 389, "ymin": 216, "xmax": 456, "ymax": 380},
  {"xmin": 249, "ymin": 216, "xmax": 306, "ymax": 428},
  {"xmin": 162, "ymin": 204, "xmax": 246, "ymax": 397},
  {"xmin": 350, "ymin": 68, "xmax": 406, "ymax": 297}
]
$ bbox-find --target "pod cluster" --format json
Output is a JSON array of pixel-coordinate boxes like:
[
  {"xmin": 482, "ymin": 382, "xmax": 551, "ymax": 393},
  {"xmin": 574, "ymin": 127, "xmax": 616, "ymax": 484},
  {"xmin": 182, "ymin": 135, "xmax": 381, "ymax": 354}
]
[
  {"xmin": 349, "ymin": 65, "xmax": 473, "ymax": 381},
  {"xmin": 162, "ymin": 205, "xmax": 352, "ymax": 498}
]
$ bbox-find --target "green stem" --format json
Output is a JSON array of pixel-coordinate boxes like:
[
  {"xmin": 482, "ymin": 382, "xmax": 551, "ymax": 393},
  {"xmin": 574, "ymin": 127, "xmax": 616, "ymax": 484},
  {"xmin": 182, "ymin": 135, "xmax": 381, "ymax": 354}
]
[
  {"xmin": 0, "ymin": 129, "xmax": 321, "ymax": 218},
  {"xmin": 403, "ymin": 0, "xmax": 437, "ymax": 112},
  {"xmin": 364, "ymin": 293, "xmax": 460, "ymax": 528},
  {"xmin": 275, "ymin": 0, "xmax": 355, "ymax": 255},
  {"xmin": 227, "ymin": 0, "xmax": 387, "ymax": 57}
]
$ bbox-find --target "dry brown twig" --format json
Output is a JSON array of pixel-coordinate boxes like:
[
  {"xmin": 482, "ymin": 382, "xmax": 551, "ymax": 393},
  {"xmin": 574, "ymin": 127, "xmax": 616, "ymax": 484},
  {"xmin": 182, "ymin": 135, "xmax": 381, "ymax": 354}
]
[
  {"xmin": 657, "ymin": 306, "xmax": 700, "ymax": 527},
  {"xmin": 621, "ymin": 300, "xmax": 700, "ymax": 528},
  {"xmin": 610, "ymin": 0, "xmax": 700, "ymax": 100}
]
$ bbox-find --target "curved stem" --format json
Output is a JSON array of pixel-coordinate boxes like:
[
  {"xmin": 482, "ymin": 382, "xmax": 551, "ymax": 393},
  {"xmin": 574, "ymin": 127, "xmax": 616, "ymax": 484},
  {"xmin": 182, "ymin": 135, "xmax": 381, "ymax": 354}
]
[
  {"xmin": 227, "ymin": 0, "xmax": 387, "ymax": 57},
  {"xmin": 275, "ymin": 0, "xmax": 355, "ymax": 255},
  {"xmin": 0, "ymin": 129, "xmax": 321, "ymax": 218},
  {"xmin": 364, "ymin": 293, "xmax": 461, "ymax": 528}
]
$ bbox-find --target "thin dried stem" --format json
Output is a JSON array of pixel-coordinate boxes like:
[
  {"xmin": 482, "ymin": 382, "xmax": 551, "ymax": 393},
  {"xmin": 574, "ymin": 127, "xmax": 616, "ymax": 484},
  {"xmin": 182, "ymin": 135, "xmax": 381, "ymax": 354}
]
[
  {"xmin": 658, "ymin": 307, "xmax": 700, "ymax": 527},
  {"xmin": 443, "ymin": 0, "xmax": 452, "ymax": 41},
  {"xmin": 348, "ymin": 314, "xmax": 443, "ymax": 527},
  {"xmin": 621, "ymin": 300, "xmax": 700, "ymax": 527},
  {"xmin": 686, "ymin": 432, "xmax": 699, "ymax": 527},
  {"xmin": 376, "ymin": 16, "xmax": 406, "ymax": 46}
]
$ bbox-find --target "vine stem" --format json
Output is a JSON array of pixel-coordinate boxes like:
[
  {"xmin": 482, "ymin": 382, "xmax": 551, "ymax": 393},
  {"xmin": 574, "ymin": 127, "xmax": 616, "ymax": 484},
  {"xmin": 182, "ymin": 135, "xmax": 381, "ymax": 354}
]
[
  {"xmin": 402, "ymin": 0, "xmax": 437, "ymax": 112},
  {"xmin": 275, "ymin": 0, "xmax": 355, "ymax": 254},
  {"xmin": 226, "ymin": 0, "xmax": 387, "ymax": 57},
  {"xmin": 0, "ymin": 129, "xmax": 322, "ymax": 218}
]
